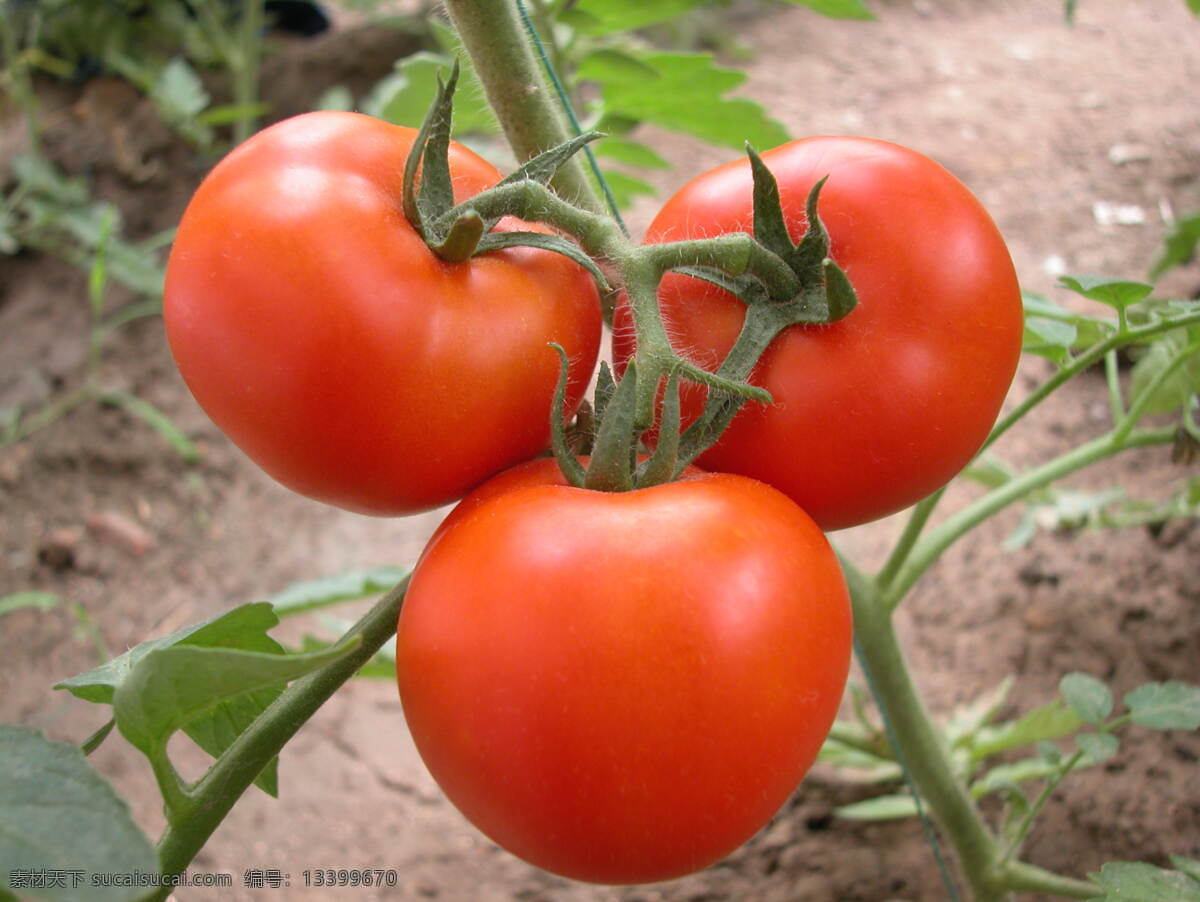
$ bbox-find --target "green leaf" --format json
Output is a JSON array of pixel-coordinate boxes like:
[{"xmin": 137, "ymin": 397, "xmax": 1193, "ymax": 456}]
[
  {"xmin": 154, "ymin": 57, "xmax": 210, "ymax": 119},
  {"xmin": 1059, "ymin": 274, "xmax": 1153, "ymax": 311},
  {"xmin": 1088, "ymin": 861, "xmax": 1200, "ymax": 901},
  {"xmin": 593, "ymin": 138, "xmax": 670, "ymax": 170},
  {"xmin": 1173, "ymin": 857, "xmax": 1200, "ymax": 884},
  {"xmin": 1076, "ymin": 731, "xmax": 1120, "ymax": 764},
  {"xmin": 581, "ymin": 51, "xmax": 790, "ymax": 150},
  {"xmin": 1060, "ymin": 672, "xmax": 1114, "ymax": 725},
  {"xmin": 58, "ymin": 603, "xmax": 292, "ymax": 795},
  {"xmin": 1022, "ymin": 292, "xmax": 1113, "ymax": 350},
  {"xmin": 962, "ymin": 455, "xmax": 1017, "ymax": 490},
  {"xmin": 1124, "ymin": 681, "xmax": 1200, "ymax": 731},
  {"xmin": 1024, "ymin": 315, "xmax": 1079, "ymax": 363},
  {"xmin": 1150, "ymin": 211, "xmax": 1200, "ymax": 279},
  {"xmin": 98, "ymin": 391, "xmax": 198, "ymax": 463},
  {"xmin": 560, "ymin": 0, "xmax": 709, "ymax": 35},
  {"xmin": 971, "ymin": 757, "xmax": 1060, "ymax": 798},
  {"xmin": 972, "ymin": 698, "xmax": 1084, "ymax": 760},
  {"xmin": 597, "ymin": 169, "xmax": 658, "ymax": 209},
  {"xmin": 1128, "ymin": 328, "xmax": 1200, "ymax": 418},
  {"xmin": 365, "ymin": 51, "xmax": 497, "ymax": 136},
  {"xmin": 945, "ymin": 677, "xmax": 1016, "ymax": 746},
  {"xmin": 194, "ymin": 102, "xmax": 271, "ymax": 128},
  {"xmin": 267, "ymin": 567, "xmax": 409, "ymax": 617},
  {"xmin": 835, "ymin": 794, "xmax": 918, "ymax": 821},
  {"xmin": 783, "ymin": 0, "xmax": 874, "ymax": 19},
  {"xmin": 315, "ymin": 85, "xmax": 354, "ymax": 112},
  {"xmin": 1, "ymin": 725, "xmax": 158, "ymax": 902},
  {"xmin": 112, "ymin": 636, "xmax": 359, "ymax": 761},
  {"xmin": 0, "ymin": 591, "xmax": 59, "ymax": 617}
]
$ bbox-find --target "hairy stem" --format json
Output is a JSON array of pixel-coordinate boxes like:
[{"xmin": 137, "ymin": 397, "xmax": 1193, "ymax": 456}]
[
  {"xmin": 441, "ymin": 0, "xmax": 604, "ymax": 211},
  {"xmin": 883, "ymin": 426, "xmax": 1177, "ymax": 608},
  {"xmin": 152, "ymin": 578, "xmax": 409, "ymax": 895}
]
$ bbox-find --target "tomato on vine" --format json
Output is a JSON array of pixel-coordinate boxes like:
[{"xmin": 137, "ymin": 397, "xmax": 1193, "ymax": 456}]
[
  {"xmin": 613, "ymin": 136, "xmax": 1023, "ymax": 530},
  {"xmin": 165, "ymin": 111, "xmax": 601, "ymax": 515},
  {"xmin": 396, "ymin": 457, "xmax": 852, "ymax": 884}
]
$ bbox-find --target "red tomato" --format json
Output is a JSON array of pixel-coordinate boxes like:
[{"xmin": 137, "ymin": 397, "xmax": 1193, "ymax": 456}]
[
  {"xmin": 612, "ymin": 137, "xmax": 1023, "ymax": 530},
  {"xmin": 165, "ymin": 112, "xmax": 601, "ymax": 515},
  {"xmin": 396, "ymin": 458, "xmax": 852, "ymax": 884}
]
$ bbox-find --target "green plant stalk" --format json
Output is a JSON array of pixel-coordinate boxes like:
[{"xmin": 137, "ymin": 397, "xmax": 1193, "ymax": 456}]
[
  {"xmin": 1110, "ymin": 337, "xmax": 1200, "ymax": 445},
  {"xmin": 232, "ymin": 0, "xmax": 264, "ymax": 145},
  {"xmin": 441, "ymin": 0, "xmax": 604, "ymax": 212},
  {"xmin": 843, "ymin": 561, "xmax": 1101, "ymax": 901},
  {"xmin": 150, "ymin": 578, "xmax": 409, "ymax": 898},
  {"xmin": 882, "ymin": 425, "xmax": 1177, "ymax": 609}
]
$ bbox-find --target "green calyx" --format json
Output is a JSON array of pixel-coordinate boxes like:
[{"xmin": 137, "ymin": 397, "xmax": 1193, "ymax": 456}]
[{"xmin": 400, "ymin": 62, "xmax": 609, "ymax": 293}]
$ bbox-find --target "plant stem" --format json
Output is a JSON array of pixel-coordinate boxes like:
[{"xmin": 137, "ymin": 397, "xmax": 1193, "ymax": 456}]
[
  {"xmin": 883, "ymin": 426, "xmax": 1177, "ymax": 608},
  {"xmin": 1001, "ymin": 861, "xmax": 1100, "ymax": 899},
  {"xmin": 152, "ymin": 578, "xmax": 409, "ymax": 895},
  {"xmin": 442, "ymin": 0, "xmax": 604, "ymax": 212},
  {"xmin": 231, "ymin": 0, "xmax": 264, "ymax": 145},
  {"xmin": 840, "ymin": 560, "xmax": 1008, "ymax": 902},
  {"xmin": 875, "ymin": 488, "xmax": 946, "ymax": 592}
]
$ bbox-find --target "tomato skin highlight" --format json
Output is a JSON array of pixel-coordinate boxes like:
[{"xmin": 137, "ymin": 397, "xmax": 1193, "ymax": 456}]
[
  {"xmin": 165, "ymin": 111, "xmax": 601, "ymax": 515},
  {"xmin": 397, "ymin": 458, "xmax": 852, "ymax": 884},
  {"xmin": 612, "ymin": 136, "xmax": 1023, "ymax": 530}
]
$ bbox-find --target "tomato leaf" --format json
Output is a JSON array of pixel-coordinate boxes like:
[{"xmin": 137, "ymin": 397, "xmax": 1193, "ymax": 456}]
[
  {"xmin": 1058, "ymin": 274, "xmax": 1154, "ymax": 312},
  {"xmin": 783, "ymin": 0, "xmax": 875, "ymax": 19},
  {"xmin": 1149, "ymin": 210, "xmax": 1200, "ymax": 279},
  {"xmin": 266, "ymin": 567, "xmax": 410, "ymax": 617},
  {"xmin": 1060, "ymin": 672, "xmax": 1114, "ymax": 725},
  {"xmin": 593, "ymin": 138, "xmax": 670, "ymax": 170},
  {"xmin": 1076, "ymin": 731, "xmax": 1120, "ymax": 764},
  {"xmin": 365, "ymin": 51, "xmax": 497, "ymax": 136},
  {"xmin": 0, "ymin": 725, "xmax": 158, "ymax": 902},
  {"xmin": 970, "ymin": 698, "xmax": 1084, "ymax": 760},
  {"xmin": 559, "ymin": 0, "xmax": 710, "ymax": 35},
  {"xmin": 835, "ymin": 794, "xmax": 919, "ymax": 821},
  {"xmin": 1087, "ymin": 862, "xmax": 1200, "ymax": 902},
  {"xmin": 0, "ymin": 591, "xmax": 59, "ymax": 617},
  {"xmin": 597, "ymin": 169, "xmax": 658, "ymax": 209},
  {"xmin": 1124, "ymin": 681, "xmax": 1200, "ymax": 731},
  {"xmin": 580, "ymin": 51, "xmax": 789, "ymax": 151},
  {"xmin": 1128, "ymin": 327, "xmax": 1200, "ymax": 418}
]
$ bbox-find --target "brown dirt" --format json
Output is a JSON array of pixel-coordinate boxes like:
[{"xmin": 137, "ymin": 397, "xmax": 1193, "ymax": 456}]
[{"xmin": 2, "ymin": 1, "xmax": 1199, "ymax": 900}]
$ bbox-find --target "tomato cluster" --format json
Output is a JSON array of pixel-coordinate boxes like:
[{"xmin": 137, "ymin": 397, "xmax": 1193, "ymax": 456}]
[{"xmin": 166, "ymin": 115, "xmax": 1019, "ymax": 884}]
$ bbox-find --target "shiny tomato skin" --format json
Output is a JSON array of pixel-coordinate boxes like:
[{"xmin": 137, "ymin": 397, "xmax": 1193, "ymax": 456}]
[
  {"xmin": 165, "ymin": 111, "xmax": 601, "ymax": 515},
  {"xmin": 612, "ymin": 136, "xmax": 1023, "ymax": 530},
  {"xmin": 397, "ymin": 461, "xmax": 852, "ymax": 884}
]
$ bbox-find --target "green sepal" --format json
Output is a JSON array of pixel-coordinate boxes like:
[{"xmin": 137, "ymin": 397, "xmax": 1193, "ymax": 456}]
[
  {"xmin": 584, "ymin": 360, "xmax": 639, "ymax": 493},
  {"xmin": 635, "ymin": 370, "xmax": 681, "ymax": 487},
  {"xmin": 402, "ymin": 62, "xmax": 461, "ymax": 243},
  {"xmin": 823, "ymin": 256, "xmax": 858, "ymax": 321},
  {"xmin": 433, "ymin": 210, "xmax": 485, "ymax": 263},
  {"xmin": 547, "ymin": 343, "xmax": 587, "ymax": 488},
  {"xmin": 498, "ymin": 131, "xmax": 605, "ymax": 192},
  {"xmin": 748, "ymin": 144, "xmax": 794, "ymax": 258},
  {"xmin": 788, "ymin": 176, "xmax": 833, "ymax": 283},
  {"xmin": 474, "ymin": 230, "xmax": 611, "ymax": 294},
  {"xmin": 672, "ymin": 264, "xmax": 768, "ymax": 306},
  {"xmin": 594, "ymin": 361, "xmax": 617, "ymax": 424}
]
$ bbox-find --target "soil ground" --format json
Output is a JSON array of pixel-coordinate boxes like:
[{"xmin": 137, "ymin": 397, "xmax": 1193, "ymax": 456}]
[{"xmin": 2, "ymin": 1, "xmax": 1199, "ymax": 900}]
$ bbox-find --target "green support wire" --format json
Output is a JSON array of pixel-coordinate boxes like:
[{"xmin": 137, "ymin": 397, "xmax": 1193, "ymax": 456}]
[{"xmin": 514, "ymin": 0, "xmax": 631, "ymax": 237}]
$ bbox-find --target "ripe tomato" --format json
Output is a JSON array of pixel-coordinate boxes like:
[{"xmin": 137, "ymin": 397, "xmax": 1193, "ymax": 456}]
[
  {"xmin": 165, "ymin": 112, "xmax": 601, "ymax": 515},
  {"xmin": 612, "ymin": 137, "xmax": 1023, "ymax": 530},
  {"xmin": 396, "ymin": 457, "xmax": 852, "ymax": 884}
]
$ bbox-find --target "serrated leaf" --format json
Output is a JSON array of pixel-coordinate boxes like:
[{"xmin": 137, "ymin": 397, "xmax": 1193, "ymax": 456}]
[
  {"xmin": 971, "ymin": 757, "xmax": 1060, "ymax": 798},
  {"xmin": 1076, "ymin": 732, "xmax": 1120, "ymax": 764},
  {"xmin": 783, "ymin": 0, "xmax": 874, "ymax": 19},
  {"xmin": 1061, "ymin": 672, "xmax": 1114, "ymax": 724},
  {"xmin": 1, "ymin": 725, "xmax": 158, "ymax": 902},
  {"xmin": 962, "ymin": 455, "xmax": 1017, "ymax": 489},
  {"xmin": 560, "ymin": 0, "xmax": 710, "ymax": 34},
  {"xmin": 365, "ymin": 51, "xmax": 497, "ymax": 135},
  {"xmin": 1128, "ymin": 329, "xmax": 1200, "ymax": 418},
  {"xmin": 1059, "ymin": 274, "xmax": 1153, "ymax": 311},
  {"xmin": 581, "ymin": 51, "xmax": 789, "ymax": 150},
  {"xmin": 946, "ymin": 677, "xmax": 1016, "ymax": 745},
  {"xmin": 597, "ymin": 169, "xmax": 658, "ymax": 209},
  {"xmin": 835, "ymin": 794, "xmax": 918, "ymax": 821},
  {"xmin": 972, "ymin": 699, "xmax": 1084, "ymax": 760},
  {"xmin": 1150, "ymin": 211, "xmax": 1200, "ymax": 279},
  {"xmin": 1173, "ymin": 857, "xmax": 1200, "ymax": 884},
  {"xmin": 155, "ymin": 57, "xmax": 210, "ymax": 118},
  {"xmin": 1124, "ymin": 681, "xmax": 1200, "ymax": 731},
  {"xmin": 1088, "ymin": 861, "xmax": 1200, "ymax": 902},
  {"xmin": 113, "ymin": 638, "xmax": 359, "ymax": 759},
  {"xmin": 267, "ymin": 567, "xmax": 409, "ymax": 617},
  {"xmin": 0, "ymin": 591, "xmax": 59, "ymax": 616},
  {"xmin": 593, "ymin": 138, "xmax": 670, "ymax": 170}
]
